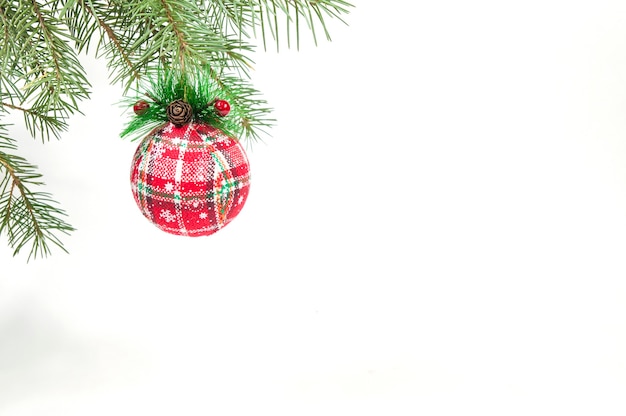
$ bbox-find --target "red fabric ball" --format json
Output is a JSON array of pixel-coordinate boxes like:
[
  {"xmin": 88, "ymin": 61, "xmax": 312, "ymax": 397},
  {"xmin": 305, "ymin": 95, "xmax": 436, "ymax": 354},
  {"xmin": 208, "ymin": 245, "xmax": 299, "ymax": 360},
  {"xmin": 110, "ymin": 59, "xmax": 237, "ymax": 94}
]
[{"xmin": 130, "ymin": 121, "xmax": 250, "ymax": 236}]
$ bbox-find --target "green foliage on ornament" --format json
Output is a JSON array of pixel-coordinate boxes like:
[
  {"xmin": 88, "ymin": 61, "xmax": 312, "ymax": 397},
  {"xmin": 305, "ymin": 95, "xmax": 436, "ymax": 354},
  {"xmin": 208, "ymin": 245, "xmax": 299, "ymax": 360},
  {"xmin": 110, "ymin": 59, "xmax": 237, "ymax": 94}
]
[{"xmin": 121, "ymin": 68, "xmax": 274, "ymax": 144}]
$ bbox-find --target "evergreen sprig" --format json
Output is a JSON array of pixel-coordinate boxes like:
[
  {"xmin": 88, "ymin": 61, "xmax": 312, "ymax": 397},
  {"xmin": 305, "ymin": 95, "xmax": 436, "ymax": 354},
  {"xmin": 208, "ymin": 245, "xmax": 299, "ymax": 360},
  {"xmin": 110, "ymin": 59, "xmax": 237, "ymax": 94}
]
[
  {"xmin": 0, "ymin": 0, "xmax": 90, "ymax": 141},
  {"xmin": 121, "ymin": 68, "xmax": 273, "ymax": 144},
  {"xmin": 0, "ymin": 0, "xmax": 352, "ymax": 260},
  {"xmin": 209, "ymin": 0, "xmax": 353, "ymax": 51},
  {"xmin": 0, "ymin": 124, "xmax": 74, "ymax": 260}
]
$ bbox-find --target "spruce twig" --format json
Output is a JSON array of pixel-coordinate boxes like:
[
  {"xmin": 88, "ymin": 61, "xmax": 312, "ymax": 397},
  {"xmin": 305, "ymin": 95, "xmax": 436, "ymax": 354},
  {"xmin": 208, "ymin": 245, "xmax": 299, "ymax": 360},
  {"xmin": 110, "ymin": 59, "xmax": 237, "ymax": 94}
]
[{"xmin": 0, "ymin": 125, "xmax": 74, "ymax": 261}]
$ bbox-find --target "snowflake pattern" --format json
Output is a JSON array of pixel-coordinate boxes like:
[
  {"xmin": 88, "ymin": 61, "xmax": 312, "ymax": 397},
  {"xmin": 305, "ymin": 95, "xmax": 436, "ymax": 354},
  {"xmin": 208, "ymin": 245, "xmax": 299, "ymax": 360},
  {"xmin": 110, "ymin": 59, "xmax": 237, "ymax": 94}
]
[{"xmin": 159, "ymin": 209, "xmax": 176, "ymax": 223}]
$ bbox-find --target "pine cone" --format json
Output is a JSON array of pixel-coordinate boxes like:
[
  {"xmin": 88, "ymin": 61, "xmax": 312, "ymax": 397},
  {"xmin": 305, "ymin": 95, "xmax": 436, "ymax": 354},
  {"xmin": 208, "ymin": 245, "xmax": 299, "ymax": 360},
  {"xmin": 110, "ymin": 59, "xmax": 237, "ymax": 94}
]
[{"xmin": 167, "ymin": 100, "xmax": 193, "ymax": 126}]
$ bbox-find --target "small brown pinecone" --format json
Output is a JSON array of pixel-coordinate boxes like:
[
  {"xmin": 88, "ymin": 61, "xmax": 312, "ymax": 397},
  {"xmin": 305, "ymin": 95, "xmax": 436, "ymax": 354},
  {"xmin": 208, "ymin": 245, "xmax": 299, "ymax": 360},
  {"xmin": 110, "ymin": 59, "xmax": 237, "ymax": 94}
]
[{"xmin": 167, "ymin": 100, "xmax": 193, "ymax": 126}]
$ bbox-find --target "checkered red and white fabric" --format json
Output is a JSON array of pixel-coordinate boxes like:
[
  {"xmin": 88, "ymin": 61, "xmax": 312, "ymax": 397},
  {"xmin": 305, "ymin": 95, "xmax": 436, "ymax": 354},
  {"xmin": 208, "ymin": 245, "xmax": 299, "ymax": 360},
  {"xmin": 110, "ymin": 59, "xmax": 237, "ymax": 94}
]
[{"xmin": 130, "ymin": 121, "xmax": 250, "ymax": 236}]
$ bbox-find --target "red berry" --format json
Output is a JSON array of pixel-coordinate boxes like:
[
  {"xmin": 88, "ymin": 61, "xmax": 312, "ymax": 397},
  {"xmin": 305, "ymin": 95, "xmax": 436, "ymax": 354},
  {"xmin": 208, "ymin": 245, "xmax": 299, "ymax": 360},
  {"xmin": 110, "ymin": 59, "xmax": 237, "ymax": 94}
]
[
  {"xmin": 133, "ymin": 100, "xmax": 149, "ymax": 115},
  {"xmin": 213, "ymin": 99, "xmax": 230, "ymax": 117}
]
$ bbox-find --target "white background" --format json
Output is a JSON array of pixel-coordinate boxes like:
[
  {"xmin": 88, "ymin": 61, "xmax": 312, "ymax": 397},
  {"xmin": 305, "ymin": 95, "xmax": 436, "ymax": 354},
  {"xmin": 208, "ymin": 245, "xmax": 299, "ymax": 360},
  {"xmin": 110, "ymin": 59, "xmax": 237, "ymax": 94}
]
[{"xmin": 2, "ymin": 1, "xmax": 626, "ymax": 414}]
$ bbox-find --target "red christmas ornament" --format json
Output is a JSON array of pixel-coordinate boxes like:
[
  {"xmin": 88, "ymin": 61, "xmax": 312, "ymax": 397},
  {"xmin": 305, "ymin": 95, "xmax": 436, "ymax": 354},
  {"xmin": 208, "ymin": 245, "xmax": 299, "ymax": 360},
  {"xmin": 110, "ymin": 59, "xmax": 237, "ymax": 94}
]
[
  {"xmin": 130, "ymin": 121, "xmax": 250, "ymax": 236},
  {"xmin": 133, "ymin": 100, "xmax": 150, "ymax": 115},
  {"xmin": 213, "ymin": 99, "xmax": 231, "ymax": 117}
]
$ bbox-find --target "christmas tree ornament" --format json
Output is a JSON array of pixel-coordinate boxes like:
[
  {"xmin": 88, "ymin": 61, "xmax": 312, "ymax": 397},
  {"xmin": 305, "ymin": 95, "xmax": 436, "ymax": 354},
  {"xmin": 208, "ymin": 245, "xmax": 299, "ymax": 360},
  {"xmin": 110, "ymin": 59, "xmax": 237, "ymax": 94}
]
[
  {"xmin": 130, "ymin": 121, "xmax": 250, "ymax": 236},
  {"xmin": 122, "ymin": 71, "xmax": 253, "ymax": 236}
]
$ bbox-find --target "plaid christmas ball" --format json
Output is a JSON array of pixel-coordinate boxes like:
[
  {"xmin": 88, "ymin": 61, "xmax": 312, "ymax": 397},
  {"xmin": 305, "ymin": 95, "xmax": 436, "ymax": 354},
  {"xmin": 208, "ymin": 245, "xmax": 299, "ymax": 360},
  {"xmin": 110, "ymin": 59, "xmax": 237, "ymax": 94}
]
[{"xmin": 130, "ymin": 121, "xmax": 250, "ymax": 236}]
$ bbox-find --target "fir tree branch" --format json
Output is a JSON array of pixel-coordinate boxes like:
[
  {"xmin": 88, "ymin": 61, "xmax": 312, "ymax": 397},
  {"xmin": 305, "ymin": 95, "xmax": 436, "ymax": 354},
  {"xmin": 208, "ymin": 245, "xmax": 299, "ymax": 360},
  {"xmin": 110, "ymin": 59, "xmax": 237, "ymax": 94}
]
[
  {"xmin": 72, "ymin": 0, "xmax": 143, "ymax": 87},
  {"xmin": 0, "ymin": 101, "xmax": 67, "ymax": 140},
  {"xmin": 127, "ymin": 0, "xmax": 254, "ymax": 75},
  {"xmin": 97, "ymin": 14, "xmax": 142, "ymax": 83},
  {"xmin": 0, "ymin": 0, "xmax": 91, "ymax": 141},
  {"xmin": 209, "ymin": 0, "xmax": 352, "ymax": 50},
  {"xmin": 32, "ymin": 1, "xmax": 65, "ymax": 89},
  {"xmin": 24, "ymin": 1, "xmax": 91, "ymax": 112},
  {"xmin": 0, "ymin": 4, "xmax": 27, "ymax": 103},
  {"xmin": 0, "ymin": 124, "xmax": 74, "ymax": 261},
  {"xmin": 160, "ymin": 0, "xmax": 188, "ymax": 71},
  {"xmin": 82, "ymin": 0, "xmax": 154, "ymax": 89}
]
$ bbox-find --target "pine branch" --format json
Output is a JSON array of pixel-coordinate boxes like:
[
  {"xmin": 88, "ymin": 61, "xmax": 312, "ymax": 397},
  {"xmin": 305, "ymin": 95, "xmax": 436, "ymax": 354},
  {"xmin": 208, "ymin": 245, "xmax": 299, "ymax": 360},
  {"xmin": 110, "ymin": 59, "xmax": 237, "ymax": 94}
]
[
  {"xmin": 0, "ymin": 124, "xmax": 74, "ymax": 261},
  {"xmin": 73, "ymin": 0, "xmax": 143, "ymax": 89},
  {"xmin": 0, "ymin": 0, "xmax": 91, "ymax": 141},
  {"xmin": 114, "ymin": 1, "xmax": 250, "ymax": 73},
  {"xmin": 210, "ymin": 0, "xmax": 353, "ymax": 50},
  {"xmin": 0, "ymin": 101, "xmax": 67, "ymax": 142},
  {"xmin": 61, "ymin": 0, "xmax": 143, "ymax": 88},
  {"xmin": 24, "ymin": 1, "xmax": 90, "ymax": 109}
]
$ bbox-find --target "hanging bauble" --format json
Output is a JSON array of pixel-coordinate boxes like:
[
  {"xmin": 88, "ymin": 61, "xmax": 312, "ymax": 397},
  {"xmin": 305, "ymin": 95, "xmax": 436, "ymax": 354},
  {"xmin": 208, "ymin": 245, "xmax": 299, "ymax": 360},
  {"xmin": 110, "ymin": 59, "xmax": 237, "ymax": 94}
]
[
  {"xmin": 130, "ymin": 120, "xmax": 250, "ymax": 236},
  {"xmin": 121, "ymin": 70, "xmax": 265, "ymax": 237}
]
